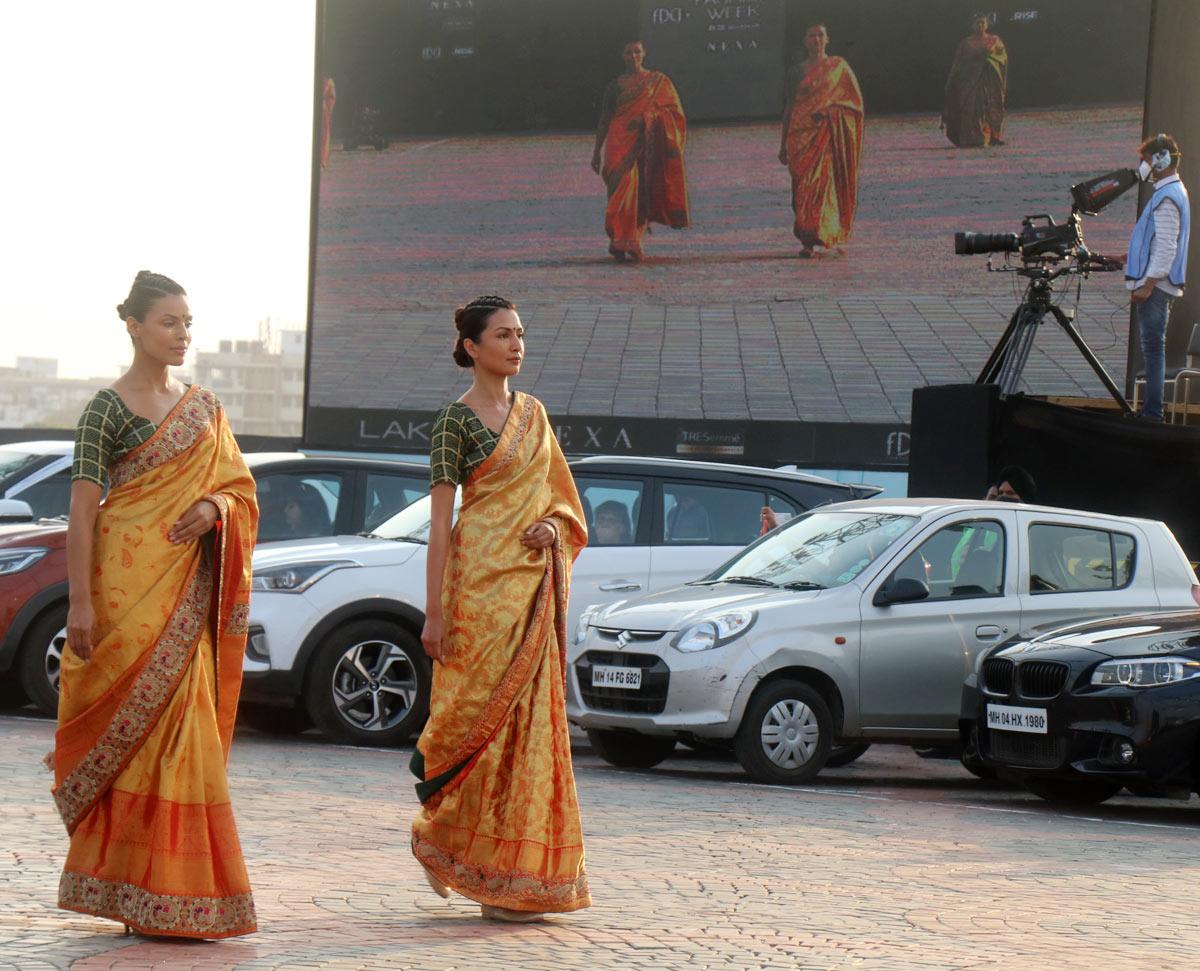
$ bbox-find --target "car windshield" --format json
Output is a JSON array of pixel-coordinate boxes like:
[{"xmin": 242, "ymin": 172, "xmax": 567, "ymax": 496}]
[
  {"xmin": 706, "ymin": 511, "xmax": 919, "ymax": 589},
  {"xmin": 0, "ymin": 449, "xmax": 44, "ymax": 488},
  {"xmin": 373, "ymin": 492, "xmax": 460, "ymax": 543}
]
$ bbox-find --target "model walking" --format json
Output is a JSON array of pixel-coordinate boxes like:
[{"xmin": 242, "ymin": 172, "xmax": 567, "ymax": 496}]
[
  {"xmin": 411, "ymin": 295, "xmax": 591, "ymax": 921},
  {"xmin": 54, "ymin": 270, "xmax": 259, "ymax": 938},
  {"xmin": 591, "ymin": 40, "xmax": 690, "ymax": 262}
]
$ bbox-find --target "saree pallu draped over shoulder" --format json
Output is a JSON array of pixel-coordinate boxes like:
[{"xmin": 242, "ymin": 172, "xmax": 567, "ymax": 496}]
[
  {"xmin": 53, "ymin": 385, "xmax": 259, "ymax": 938},
  {"xmin": 412, "ymin": 392, "xmax": 591, "ymax": 913},
  {"xmin": 786, "ymin": 56, "xmax": 865, "ymax": 248},
  {"xmin": 603, "ymin": 70, "xmax": 690, "ymax": 259}
]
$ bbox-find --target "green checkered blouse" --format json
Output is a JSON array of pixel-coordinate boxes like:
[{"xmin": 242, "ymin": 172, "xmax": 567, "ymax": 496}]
[
  {"xmin": 71, "ymin": 389, "xmax": 159, "ymax": 487},
  {"xmin": 429, "ymin": 402, "xmax": 500, "ymax": 487}
]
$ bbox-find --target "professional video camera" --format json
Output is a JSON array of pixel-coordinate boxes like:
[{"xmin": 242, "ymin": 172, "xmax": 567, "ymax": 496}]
[
  {"xmin": 955, "ymin": 167, "xmax": 1141, "ymax": 413},
  {"xmin": 954, "ymin": 168, "xmax": 1139, "ymax": 262}
]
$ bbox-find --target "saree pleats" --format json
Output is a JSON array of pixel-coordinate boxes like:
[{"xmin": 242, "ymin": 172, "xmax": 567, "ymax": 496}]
[
  {"xmin": 603, "ymin": 71, "xmax": 690, "ymax": 258},
  {"xmin": 412, "ymin": 393, "xmax": 591, "ymax": 913},
  {"xmin": 943, "ymin": 35, "xmax": 1007, "ymax": 147},
  {"xmin": 786, "ymin": 56, "xmax": 865, "ymax": 248},
  {"xmin": 54, "ymin": 386, "xmax": 258, "ymax": 938}
]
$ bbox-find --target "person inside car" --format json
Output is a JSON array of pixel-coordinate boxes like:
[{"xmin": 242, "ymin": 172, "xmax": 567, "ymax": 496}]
[{"xmin": 593, "ymin": 500, "xmax": 633, "ymax": 546}]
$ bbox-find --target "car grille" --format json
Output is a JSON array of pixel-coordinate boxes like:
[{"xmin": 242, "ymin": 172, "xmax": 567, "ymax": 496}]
[
  {"xmin": 1018, "ymin": 660, "xmax": 1069, "ymax": 699},
  {"xmin": 988, "ymin": 731, "xmax": 1067, "ymax": 769},
  {"xmin": 593, "ymin": 627, "xmax": 665, "ymax": 645},
  {"xmin": 576, "ymin": 650, "xmax": 669, "ymax": 715},
  {"xmin": 982, "ymin": 658, "xmax": 1014, "ymax": 695}
]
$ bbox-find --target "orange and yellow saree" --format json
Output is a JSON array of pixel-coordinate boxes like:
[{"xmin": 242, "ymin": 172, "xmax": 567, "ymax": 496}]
[
  {"xmin": 785, "ymin": 56, "xmax": 865, "ymax": 249},
  {"xmin": 943, "ymin": 33, "xmax": 1007, "ymax": 147},
  {"xmin": 54, "ymin": 386, "xmax": 258, "ymax": 938},
  {"xmin": 601, "ymin": 70, "xmax": 690, "ymax": 260},
  {"xmin": 411, "ymin": 392, "xmax": 590, "ymax": 913}
]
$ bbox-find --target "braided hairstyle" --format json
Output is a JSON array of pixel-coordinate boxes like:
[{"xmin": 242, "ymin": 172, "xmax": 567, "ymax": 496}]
[
  {"xmin": 116, "ymin": 270, "xmax": 186, "ymax": 323},
  {"xmin": 452, "ymin": 295, "xmax": 516, "ymax": 368}
]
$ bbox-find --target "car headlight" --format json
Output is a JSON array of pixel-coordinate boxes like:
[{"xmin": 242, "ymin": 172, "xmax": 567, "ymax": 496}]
[
  {"xmin": 250, "ymin": 560, "xmax": 359, "ymax": 594},
  {"xmin": 0, "ymin": 547, "xmax": 49, "ymax": 576},
  {"xmin": 575, "ymin": 604, "xmax": 602, "ymax": 645},
  {"xmin": 671, "ymin": 610, "xmax": 757, "ymax": 653},
  {"xmin": 1091, "ymin": 657, "xmax": 1200, "ymax": 688}
]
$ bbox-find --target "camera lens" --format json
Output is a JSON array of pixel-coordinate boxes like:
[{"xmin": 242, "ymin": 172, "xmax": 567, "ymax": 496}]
[{"xmin": 955, "ymin": 232, "xmax": 1021, "ymax": 256}]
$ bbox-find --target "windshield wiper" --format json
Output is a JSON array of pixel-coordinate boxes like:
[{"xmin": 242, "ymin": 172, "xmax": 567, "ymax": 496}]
[
  {"xmin": 782, "ymin": 580, "xmax": 826, "ymax": 591},
  {"xmin": 718, "ymin": 575, "xmax": 779, "ymax": 587},
  {"xmin": 386, "ymin": 534, "xmax": 428, "ymax": 545}
]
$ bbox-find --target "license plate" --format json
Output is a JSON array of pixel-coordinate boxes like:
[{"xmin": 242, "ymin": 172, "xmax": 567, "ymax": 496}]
[
  {"xmin": 986, "ymin": 703, "xmax": 1047, "ymax": 735},
  {"xmin": 591, "ymin": 665, "xmax": 642, "ymax": 690}
]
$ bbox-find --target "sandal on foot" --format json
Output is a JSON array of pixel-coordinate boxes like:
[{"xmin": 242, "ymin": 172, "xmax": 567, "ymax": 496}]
[{"xmin": 422, "ymin": 866, "xmax": 451, "ymax": 899}]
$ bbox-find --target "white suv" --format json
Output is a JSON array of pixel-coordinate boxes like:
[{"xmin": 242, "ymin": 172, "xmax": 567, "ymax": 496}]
[{"xmin": 243, "ymin": 457, "xmax": 877, "ymax": 745}]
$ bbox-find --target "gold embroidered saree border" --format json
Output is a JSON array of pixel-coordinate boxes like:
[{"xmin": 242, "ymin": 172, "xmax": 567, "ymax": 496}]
[
  {"xmin": 413, "ymin": 832, "xmax": 590, "ymax": 913},
  {"xmin": 108, "ymin": 385, "xmax": 220, "ymax": 489},
  {"xmin": 59, "ymin": 871, "xmax": 256, "ymax": 939},
  {"xmin": 53, "ymin": 563, "xmax": 211, "ymax": 833}
]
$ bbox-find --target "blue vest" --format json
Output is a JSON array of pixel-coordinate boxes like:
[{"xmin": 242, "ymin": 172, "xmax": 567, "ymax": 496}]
[{"xmin": 1126, "ymin": 179, "xmax": 1190, "ymax": 288}]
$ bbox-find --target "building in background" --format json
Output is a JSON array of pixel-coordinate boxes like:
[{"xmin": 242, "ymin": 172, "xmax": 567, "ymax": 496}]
[
  {"xmin": 192, "ymin": 319, "xmax": 305, "ymax": 436},
  {"xmin": 0, "ymin": 358, "xmax": 114, "ymax": 430}
]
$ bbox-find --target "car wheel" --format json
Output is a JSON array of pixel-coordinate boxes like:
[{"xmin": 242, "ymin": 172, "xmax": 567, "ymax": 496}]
[
  {"xmin": 0, "ymin": 676, "xmax": 28, "ymax": 709},
  {"xmin": 1024, "ymin": 777, "xmax": 1121, "ymax": 805},
  {"xmin": 585, "ymin": 728, "xmax": 676, "ymax": 768},
  {"xmin": 826, "ymin": 742, "xmax": 871, "ymax": 768},
  {"xmin": 19, "ymin": 604, "xmax": 67, "ymax": 716},
  {"xmin": 734, "ymin": 679, "xmax": 833, "ymax": 785},
  {"xmin": 304, "ymin": 620, "xmax": 430, "ymax": 747},
  {"xmin": 238, "ymin": 702, "xmax": 312, "ymax": 735}
]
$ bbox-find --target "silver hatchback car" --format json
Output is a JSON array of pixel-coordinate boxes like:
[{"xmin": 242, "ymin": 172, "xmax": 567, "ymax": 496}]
[{"xmin": 568, "ymin": 499, "xmax": 1199, "ymax": 784}]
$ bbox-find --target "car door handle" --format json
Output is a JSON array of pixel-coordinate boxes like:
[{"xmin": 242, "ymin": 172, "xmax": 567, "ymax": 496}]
[
  {"xmin": 599, "ymin": 580, "xmax": 642, "ymax": 592},
  {"xmin": 975, "ymin": 624, "xmax": 1006, "ymax": 640}
]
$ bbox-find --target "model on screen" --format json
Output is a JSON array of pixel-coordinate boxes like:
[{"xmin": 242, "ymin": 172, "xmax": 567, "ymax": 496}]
[
  {"xmin": 779, "ymin": 24, "xmax": 865, "ymax": 258},
  {"xmin": 942, "ymin": 14, "xmax": 1008, "ymax": 147},
  {"xmin": 591, "ymin": 40, "xmax": 690, "ymax": 262}
]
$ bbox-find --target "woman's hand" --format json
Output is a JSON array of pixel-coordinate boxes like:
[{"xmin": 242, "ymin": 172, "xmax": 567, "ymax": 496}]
[
  {"xmin": 421, "ymin": 614, "xmax": 448, "ymax": 662},
  {"xmin": 168, "ymin": 499, "xmax": 220, "ymax": 544},
  {"xmin": 521, "ymin": 519, "xmax": 558, "ymax": 550},
  {"xmin": 66, "ymin": 601, "xmax": 96, "ymax": 661}
]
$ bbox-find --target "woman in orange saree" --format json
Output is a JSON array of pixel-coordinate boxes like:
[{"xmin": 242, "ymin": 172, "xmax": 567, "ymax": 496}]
[
  {"xmin": 942, "ymin": 16, "xmax": 1007, "ymax": 148},
  {"xmin": 779, "ymin": 25, "xmax": 865, "ymax": 258},
  {"xmin": 320, "ymin": 77, "xmax": 337, "ymax": 169},
  {"xmin": 54, "ymin": 271, "xmax": 258, "ymax": 939},
  {"xmin": 412, "ymin": 296, "xmax": 590, "ymax": 922},
  {"xmin": 591, "ymin": 40, "xmax": 690, "ymax": 262}
]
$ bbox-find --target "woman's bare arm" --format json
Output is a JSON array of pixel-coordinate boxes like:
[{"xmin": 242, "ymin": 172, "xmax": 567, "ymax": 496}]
[
  {"xmin": 421, "ymin": 483, "xmax": 456, "ymax": 661},
  {"xmin": 65, "ymin": 480, "xmax": 102, "ymax": 660}
]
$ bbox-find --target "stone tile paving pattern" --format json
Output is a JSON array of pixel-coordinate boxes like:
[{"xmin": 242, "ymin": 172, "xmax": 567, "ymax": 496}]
[
  {"xmin": 311, "ymin": 107, "xmax": 1141, "ymax": 423},
  {"xmin": 3, "ymin": 715, "xmax": 1199, "ymax": 970}
]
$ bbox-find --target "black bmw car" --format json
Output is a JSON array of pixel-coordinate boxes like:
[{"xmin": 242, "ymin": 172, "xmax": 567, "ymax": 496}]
[{"xmin": 975, "ymin": 611, "xmax": 1200, "ymax": 805}]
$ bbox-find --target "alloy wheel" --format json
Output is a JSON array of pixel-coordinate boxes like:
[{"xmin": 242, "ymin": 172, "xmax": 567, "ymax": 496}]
[
  {"xmin": 46, "ymin": 627, "xmax": 66, "ymax": 696},
  {"xmin": 759, "ymin": 699, "xmax": 820, "ymax": 769},
  {"xmin": 329, "ymin": 639, "xmax": 418, "ymax": 733}
]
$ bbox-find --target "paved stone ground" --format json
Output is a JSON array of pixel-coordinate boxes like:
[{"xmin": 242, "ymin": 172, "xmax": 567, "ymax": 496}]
[
  {"xmin": 311, "ymin": 106, "xmax": 1140, "ymax": 423},
  {"xmin": 4, "ymin": 712, "xmax": 1199, "ymax": 970}
]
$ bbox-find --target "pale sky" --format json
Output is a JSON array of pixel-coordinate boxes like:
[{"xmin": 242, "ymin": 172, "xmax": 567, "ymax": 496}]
[{"xmin": 0, "ymin": 1, "xmax": 316, "ymax": 380}]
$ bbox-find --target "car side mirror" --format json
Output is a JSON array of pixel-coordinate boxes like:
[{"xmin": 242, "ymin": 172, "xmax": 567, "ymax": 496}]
[
  {"xmin": 873, "ymin": 576, "xmax": 930, "ymax": 607},
  {"xmin": 0, "ymin": 499, "xmax": 34, "ymax": 523}
]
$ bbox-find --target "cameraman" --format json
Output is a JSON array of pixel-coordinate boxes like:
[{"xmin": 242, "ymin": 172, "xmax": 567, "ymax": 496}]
[{"xmin": 1127, "ymin": 133, "xmax": 1190, "ymax": 422}]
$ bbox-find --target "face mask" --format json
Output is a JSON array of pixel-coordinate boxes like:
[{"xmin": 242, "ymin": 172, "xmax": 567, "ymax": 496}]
[
  {"xmin": 996, "ymin": 495, "xmax": 1020, "ymax": 503},
  {"xmin": 1137, "ymin": 160, "xmax": 1153, "ymax": 182}
]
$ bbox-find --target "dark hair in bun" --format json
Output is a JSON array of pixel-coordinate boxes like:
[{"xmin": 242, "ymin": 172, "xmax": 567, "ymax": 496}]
[
  {"xmin": 452, "ymin": 295, "xmax": 516, "ymax": 368},
  {"xmin": 116, "ymin": 270, "xmax": 186, "ymax": 323}
]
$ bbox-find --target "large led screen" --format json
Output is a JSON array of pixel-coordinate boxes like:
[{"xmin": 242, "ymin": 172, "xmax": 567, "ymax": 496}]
[{"xmin": 308, "ymin": 0, "xmax": 1151, "ymax": 469}]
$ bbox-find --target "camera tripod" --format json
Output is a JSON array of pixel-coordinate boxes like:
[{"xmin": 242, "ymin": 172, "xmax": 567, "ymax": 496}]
[{"xmin": 976, "ymin": 261, "xmax": 1132, "ymax": 415}]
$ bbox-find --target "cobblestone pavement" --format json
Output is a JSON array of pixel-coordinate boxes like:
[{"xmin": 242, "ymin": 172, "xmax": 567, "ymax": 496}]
[
  {"xmin": 3, "ymin": 712, "xmax": 1198, "ymax": 970},
  {"xmin": 311, "ymin": 106, "xmax": 1141, "ymax": 423}
]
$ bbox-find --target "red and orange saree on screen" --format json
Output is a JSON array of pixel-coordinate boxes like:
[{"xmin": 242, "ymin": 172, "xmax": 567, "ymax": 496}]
[
  {"xmin": 602, "ymin": 70, "xmax": 690, "ymax": 260},
  {"xmin": 785, "ymin": 55, "xmax": 865, "ymax": 249},
  {"xmin": 943, "ymin": 33, "xmax": 1007, "ymax": 147},
  {"xmin": 54, "ymin": 386, "xmax": 258, "ymax": 938},
  {"xmin": 411, "ymin": 392, "xmax": 591, "ymax": 914}
]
